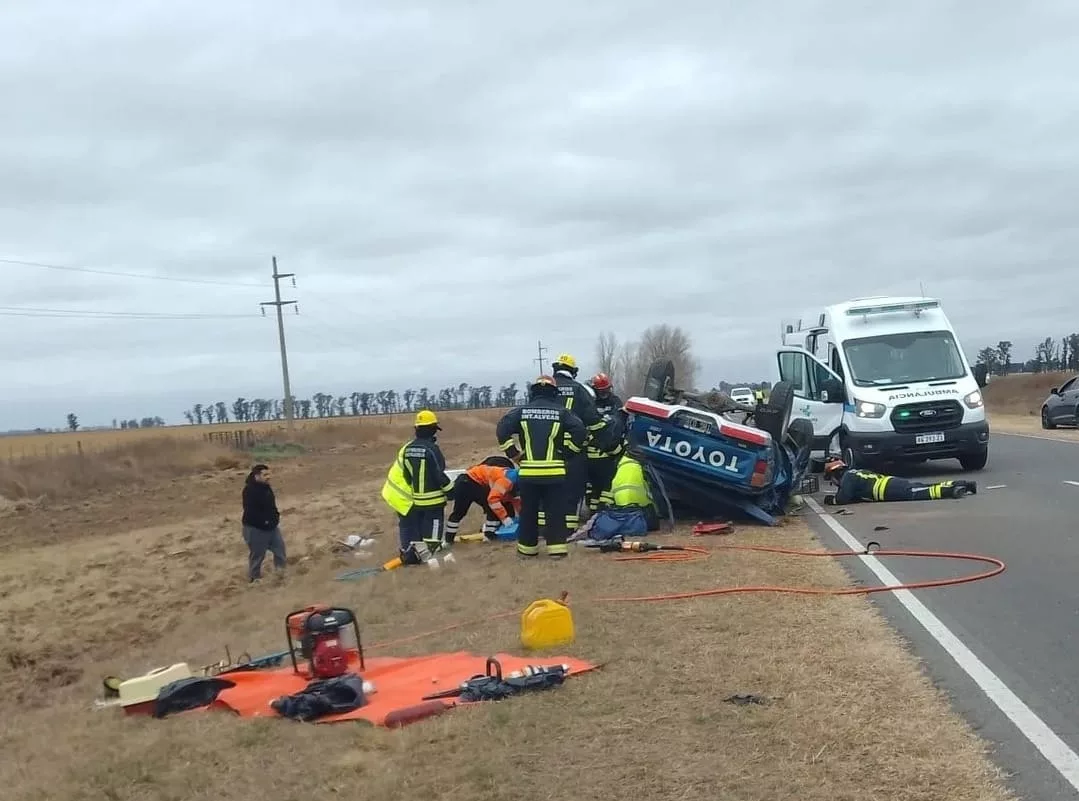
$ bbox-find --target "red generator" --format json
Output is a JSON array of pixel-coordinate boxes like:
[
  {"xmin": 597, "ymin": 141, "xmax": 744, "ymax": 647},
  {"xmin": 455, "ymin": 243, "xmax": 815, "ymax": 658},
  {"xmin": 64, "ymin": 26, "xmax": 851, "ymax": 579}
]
[{"xmin": 284, "ymin": 604, "xmax": 365, "ymax": 679}]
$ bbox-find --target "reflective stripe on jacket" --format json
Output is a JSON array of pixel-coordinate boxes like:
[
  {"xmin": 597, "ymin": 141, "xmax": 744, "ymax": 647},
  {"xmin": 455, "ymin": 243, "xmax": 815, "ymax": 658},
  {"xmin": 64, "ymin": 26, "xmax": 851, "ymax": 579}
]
[
  {"xmin": 380, "ymin": 445, "xmax": 413, "ymax": 515},
  {"xmin": 610, "ymin": 455, "xmax": 652, "ymax": 508}
]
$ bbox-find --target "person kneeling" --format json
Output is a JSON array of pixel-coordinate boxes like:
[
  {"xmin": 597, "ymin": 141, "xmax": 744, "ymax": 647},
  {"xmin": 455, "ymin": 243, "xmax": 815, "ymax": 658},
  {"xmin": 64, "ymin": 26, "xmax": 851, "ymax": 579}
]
[
  {"xmin": 579, "ymin": 453, "xmax": 662, "ymax": 541},
  {"xmin": 822, "ymin": 457, "xmax": 977, "ymax": 505},
  {"xmin": 444, "ymin": 458, "xmax": 521, "ymax": 543}
]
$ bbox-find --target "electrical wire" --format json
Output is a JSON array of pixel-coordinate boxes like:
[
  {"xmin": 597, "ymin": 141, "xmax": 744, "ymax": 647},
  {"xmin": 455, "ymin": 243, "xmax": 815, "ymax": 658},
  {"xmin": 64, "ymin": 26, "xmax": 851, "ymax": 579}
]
[
  {"xmin": 366, "ymin": 543, "xmax": 1006, "ymax": 651},
  {"xmin": 0, "ymin": 256, "xmax": 264, "ymax": 287},
  {"xmin": 0, "ymin": 305, "xmax": 261, "ymax": 320}
]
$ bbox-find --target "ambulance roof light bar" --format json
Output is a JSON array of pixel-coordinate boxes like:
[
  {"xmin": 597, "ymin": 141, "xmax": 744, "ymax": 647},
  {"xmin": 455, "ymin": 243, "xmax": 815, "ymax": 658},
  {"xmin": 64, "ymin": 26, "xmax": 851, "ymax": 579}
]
[{"xmin": 845, "ymin": 299, "xmax": 940, "ymax": 317}]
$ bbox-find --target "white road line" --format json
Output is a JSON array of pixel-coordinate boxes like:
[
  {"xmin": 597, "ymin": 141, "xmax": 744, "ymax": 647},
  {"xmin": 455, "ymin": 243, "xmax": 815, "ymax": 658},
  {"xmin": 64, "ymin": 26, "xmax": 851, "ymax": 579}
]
[
  {"xmin": 805, "ymin": 495, "xmax": 1079, "ymax": 792},
  {"xmin": 1064, "ymin": 481, "xmax": 1079, "ymax": 487},
  {"xmin": 986, "ymin": 484, "xmax": 1007, "ymax": 490}
]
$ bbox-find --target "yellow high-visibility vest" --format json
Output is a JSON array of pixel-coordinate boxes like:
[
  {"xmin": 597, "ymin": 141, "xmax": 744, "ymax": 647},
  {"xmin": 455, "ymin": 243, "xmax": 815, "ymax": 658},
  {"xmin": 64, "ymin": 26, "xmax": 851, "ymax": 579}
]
[
  {"xmin": 610, "ymin": 455, "xmax": 652, "ymax": 508},
  {"xmin": 380, "ymin": 446, "xmax": 413, "ymax": 515}
]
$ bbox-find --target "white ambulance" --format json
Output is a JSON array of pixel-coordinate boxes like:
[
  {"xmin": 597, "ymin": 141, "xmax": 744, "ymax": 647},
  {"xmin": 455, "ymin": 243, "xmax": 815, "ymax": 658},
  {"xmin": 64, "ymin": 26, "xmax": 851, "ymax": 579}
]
[{"xmin": 777, "ymin": 296, "xmax": 989, "ymax": 471}]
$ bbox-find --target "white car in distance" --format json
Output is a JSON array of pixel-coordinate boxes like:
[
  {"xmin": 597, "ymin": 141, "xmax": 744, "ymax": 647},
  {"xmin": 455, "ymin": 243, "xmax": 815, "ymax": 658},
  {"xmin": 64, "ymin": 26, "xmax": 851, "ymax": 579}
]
[{"xmin": 728, "ymin": 386, "xmax": 755, "ymax": 406}]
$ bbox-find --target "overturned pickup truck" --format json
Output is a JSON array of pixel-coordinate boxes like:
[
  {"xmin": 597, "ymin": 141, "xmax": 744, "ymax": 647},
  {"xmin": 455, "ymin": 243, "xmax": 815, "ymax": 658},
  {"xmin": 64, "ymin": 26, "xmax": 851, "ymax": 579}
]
[{"xmin": 623, "ymin": 361, "xmax": 813, "ymax": 525}]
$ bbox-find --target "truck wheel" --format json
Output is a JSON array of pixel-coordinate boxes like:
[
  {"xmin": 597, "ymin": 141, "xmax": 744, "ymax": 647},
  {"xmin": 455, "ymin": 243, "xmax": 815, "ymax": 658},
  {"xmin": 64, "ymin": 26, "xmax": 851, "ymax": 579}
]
[
  {"xmin": 959, "ymin": 449, "xmax": 988, "ymax": 471},
  {"xmin": 786, "ymin": 418, "xmax": 814, "ymax": 452},
  {"xmin": 757, "ymin": 380, "xmax": 794, "ymax": 441},
  {"xmin": 643, "ymin": 360, "xmax": 675, "ymax": 402}
]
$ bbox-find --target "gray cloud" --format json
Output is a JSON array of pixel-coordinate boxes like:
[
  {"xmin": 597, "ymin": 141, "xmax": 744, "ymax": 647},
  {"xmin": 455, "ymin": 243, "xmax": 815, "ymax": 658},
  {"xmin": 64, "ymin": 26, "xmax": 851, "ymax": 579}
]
[{"xmin": 2, "ymin": 0, "xmax": 1079, "ymax": 428}]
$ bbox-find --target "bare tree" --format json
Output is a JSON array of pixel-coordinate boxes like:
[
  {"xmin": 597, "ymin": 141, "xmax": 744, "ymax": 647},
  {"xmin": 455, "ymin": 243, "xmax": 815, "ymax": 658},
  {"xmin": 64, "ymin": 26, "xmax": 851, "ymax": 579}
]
[
  {"xmin": 636, "ymin": 323, "xmax": 700, "ymax": 388},
  {"xmin": 614, "ymin": 339, "xmax": 645, "ymax": 398},
  {"xmin": 611, "ymin": 323, "xmax": 700, "ymax": 398},
  {"xmin": 595, "ymin": 331, "xmax": 619, "ymax": 378}
]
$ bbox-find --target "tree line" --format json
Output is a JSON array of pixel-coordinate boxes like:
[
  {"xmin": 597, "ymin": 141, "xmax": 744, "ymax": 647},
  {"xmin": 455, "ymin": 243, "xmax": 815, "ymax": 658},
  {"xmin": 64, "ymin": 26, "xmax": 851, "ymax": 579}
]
[
  {"xmin": 62, "ymin": 322, "xmax": 772, "ymax": 432},
  {"xmin": 975, "ymin": 334, "xmax": 1079, "ymax": 377},
  {"xmin": 177, "ymin": 384, "xmax": 523, "ymax": 426}
]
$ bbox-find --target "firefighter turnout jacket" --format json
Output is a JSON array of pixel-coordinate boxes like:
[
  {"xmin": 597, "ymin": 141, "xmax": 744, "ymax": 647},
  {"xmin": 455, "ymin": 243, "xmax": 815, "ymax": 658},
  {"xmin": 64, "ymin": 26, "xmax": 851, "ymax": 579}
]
[
  {"xmin": 587, "ymin": 391, "xmax": 626, "ymax": 460},
  {"xmin": 554, "ymin": 373, "xmax": 609, "ymax": 449},
  {"xmin": 380, "ymin": 435, "xmax": 454, "ymax": 515},
  {"xmin": 464, "ymin": 463, "xmax": 519, "ymax": 522},
  {"xmin": 496, "ymin": 397, "xmax": 587, "ymax": 481}
]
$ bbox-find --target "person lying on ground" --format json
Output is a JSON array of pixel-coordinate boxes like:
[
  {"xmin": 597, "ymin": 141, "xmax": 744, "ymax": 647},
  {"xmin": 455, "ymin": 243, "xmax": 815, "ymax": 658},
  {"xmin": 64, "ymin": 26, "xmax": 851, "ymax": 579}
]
[
  {"xmin": 241, "ymin": 463, "xmax": 287, "ymax": 584},
  {"xmin": 822, "ymin": 457, "xmax": 977, "ymax": 505},
  {"xmin": 444, "ymin": 459, "xmax": 521, "ymax": 543}
]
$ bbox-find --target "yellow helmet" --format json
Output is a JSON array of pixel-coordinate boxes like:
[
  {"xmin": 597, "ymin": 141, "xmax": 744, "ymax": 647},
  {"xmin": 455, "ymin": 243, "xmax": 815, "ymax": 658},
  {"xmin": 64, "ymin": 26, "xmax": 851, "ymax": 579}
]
[
  {"xmin": 552, "ymin": 352, "xmax": 578, "ymax": 377},
  {"xmin": 414, "ymin": 409, "xmax": 440, "ymax": 428}
]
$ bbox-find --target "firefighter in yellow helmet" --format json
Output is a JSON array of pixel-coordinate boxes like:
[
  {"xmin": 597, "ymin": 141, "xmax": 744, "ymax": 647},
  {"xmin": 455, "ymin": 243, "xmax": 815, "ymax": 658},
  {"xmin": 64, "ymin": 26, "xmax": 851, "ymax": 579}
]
[
  {"xmin": 380, "ymin": 409, "xmax": 455, "ymax": 560},
  {"xmin": 822, "ymin": 457, "xmax": 977, "ymax": 504},
  {"xmin": 548, "ymin": 352, "xmax": 612, "ymax": 533},
  {"xmin": 495, "ymin": 375, "xmax": 587, "ymax": 560}
]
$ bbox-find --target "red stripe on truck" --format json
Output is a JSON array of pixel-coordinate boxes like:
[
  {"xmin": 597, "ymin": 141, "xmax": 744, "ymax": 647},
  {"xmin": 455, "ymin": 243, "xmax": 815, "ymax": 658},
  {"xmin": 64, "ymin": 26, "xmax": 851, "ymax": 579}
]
[{"xmin": 624, "ymin": 397, "xmax": 772, "ymax": 447}]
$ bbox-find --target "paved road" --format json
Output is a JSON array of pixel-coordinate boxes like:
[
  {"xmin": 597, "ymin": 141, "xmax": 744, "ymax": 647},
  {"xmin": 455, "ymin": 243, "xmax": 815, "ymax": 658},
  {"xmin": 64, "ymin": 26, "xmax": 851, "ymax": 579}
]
[{"xmin": 806, "ymin": 432, "xmax": 1079, "ymax": 801}]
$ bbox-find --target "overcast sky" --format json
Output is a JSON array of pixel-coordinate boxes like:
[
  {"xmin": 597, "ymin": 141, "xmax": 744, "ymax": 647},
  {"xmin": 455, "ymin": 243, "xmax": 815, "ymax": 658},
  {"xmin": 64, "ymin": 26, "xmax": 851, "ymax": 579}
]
[{"xmin": 2, "ymin": 1, "xmax": 1077, "ymax": 429}]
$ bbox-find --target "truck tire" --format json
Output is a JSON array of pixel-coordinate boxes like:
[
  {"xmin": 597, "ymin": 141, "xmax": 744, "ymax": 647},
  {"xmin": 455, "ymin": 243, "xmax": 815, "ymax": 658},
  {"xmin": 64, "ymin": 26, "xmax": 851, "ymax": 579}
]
[
  {"xmin": 643, "ymin": 359, "xmax": 675, "ymax": 402},
  {"xmin": 756, "ymin": 380, "xmax": 794, "ymax": 441},
  {"xmin": 786, "ymin": 418, "xmax": 814, "ymax": 452}
]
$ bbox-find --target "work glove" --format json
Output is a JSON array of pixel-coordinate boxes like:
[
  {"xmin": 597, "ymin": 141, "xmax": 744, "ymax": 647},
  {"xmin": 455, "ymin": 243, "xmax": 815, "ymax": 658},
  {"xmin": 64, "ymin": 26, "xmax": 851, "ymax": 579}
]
[{"xmin": 495, "ymin": 519, "xmax": 519, "ymax": 540}]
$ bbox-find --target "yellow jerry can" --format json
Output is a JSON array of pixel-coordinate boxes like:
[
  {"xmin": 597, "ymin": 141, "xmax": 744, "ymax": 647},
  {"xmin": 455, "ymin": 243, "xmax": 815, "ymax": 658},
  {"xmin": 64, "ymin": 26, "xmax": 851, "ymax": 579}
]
[{"xmin": 520, "ymin": 593, "xmax": 575, "ymax": 650}]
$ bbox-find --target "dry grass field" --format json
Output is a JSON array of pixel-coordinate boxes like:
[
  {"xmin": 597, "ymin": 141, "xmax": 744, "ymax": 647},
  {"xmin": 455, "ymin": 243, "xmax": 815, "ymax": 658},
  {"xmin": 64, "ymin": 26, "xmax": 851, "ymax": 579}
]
[
  {"xmin": 0, "ymin": 406, "xmax": 1015, "ymax": 801},
  {"xmin": 1, "ymin": 409, "xmax": 489, "ymax": 461},
  {"xmin": 983, "ymin": 370, "xmax": 1079, "ymax": 437}
]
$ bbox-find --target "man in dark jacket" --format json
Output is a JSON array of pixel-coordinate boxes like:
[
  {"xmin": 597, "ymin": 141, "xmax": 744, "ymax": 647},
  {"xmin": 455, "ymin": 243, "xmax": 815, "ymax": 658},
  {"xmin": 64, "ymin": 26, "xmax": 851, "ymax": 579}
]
[{"xmin": 242, "ymin": 463, "xmax": 286, "ymax": 583}]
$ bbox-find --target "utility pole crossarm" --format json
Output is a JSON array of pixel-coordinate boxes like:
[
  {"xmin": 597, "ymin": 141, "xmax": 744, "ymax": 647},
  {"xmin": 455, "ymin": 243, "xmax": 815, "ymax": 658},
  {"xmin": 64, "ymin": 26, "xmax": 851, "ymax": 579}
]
[
  {"xmin": 262, "ymin": 256, "xmax": 297, "ymax": 432},
  {"xmin": 533, "ymin": 340, "xmax": 548, "ymax": 376}
]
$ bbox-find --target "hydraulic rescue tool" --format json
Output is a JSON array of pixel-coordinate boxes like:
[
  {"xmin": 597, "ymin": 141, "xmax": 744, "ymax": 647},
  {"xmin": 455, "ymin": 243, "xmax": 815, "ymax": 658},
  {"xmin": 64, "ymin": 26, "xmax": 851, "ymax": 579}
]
[
  {"xmin": 421, "ymin": 657, "xmax": 570, "ymax": 702},
  {"xmin": 587, "ymin": 539, "xmax": 691, "ymax": 554},
  {"xmin": 284, "ymin": 605, "xmax": 364, "ymax": 679}
]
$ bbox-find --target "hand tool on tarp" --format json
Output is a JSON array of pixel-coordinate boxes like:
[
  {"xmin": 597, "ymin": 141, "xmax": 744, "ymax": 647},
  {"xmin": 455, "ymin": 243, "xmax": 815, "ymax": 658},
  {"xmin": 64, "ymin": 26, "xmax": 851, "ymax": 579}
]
[{"xmin": 421, "ymin": 657, "xmax": 575, "ymax": 702}]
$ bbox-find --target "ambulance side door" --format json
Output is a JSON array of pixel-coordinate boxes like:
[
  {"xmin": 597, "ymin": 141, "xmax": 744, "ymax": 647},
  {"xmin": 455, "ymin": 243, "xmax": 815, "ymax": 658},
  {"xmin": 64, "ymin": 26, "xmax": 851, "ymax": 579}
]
[{"xmin": 776, "ymin": 347, "xmax": 846, "ymax": 448}]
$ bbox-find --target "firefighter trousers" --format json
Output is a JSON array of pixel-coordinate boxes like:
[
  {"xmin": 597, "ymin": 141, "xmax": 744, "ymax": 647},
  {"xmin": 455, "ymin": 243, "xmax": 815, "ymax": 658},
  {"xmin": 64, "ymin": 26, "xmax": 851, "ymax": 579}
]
[
  {"xmin": 537, "ymin": 455, "xmax": 587, "ymax": 533},
  {"xmin": 876, "ymin": 477, "xmax": 975, "ymax": 501},
  {"xmin": 517, "ymin": 478, "xmax": 570, "ymax": 558},
  {"xmin": 585, "ymin": 455, "xmax": 619, "ymax": 512},
  {"xmin": 397, "ymin": 504, "xmax": 445, "ymax": 550},
  {"xmin": 444, "ymin": 475, "xmax": 510, "ymax": 543}
]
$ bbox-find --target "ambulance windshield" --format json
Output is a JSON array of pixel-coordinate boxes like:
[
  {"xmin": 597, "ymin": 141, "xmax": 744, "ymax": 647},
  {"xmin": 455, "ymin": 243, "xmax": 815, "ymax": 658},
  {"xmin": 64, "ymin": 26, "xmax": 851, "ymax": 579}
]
[{"xmin": 842, "ymin": 330, "xmax": 968, "ymax": 387}]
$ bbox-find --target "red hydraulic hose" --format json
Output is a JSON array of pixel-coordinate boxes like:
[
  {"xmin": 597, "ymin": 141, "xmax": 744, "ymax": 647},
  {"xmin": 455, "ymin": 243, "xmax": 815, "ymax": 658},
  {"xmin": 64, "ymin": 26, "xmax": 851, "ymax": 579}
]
[{"xmin": 368, "ymin": 543, "xmax": 1005, "ymax": 650}]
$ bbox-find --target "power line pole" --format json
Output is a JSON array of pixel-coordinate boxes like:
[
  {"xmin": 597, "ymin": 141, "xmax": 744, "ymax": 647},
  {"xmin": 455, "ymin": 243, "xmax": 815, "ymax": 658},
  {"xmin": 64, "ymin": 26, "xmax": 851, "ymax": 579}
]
[
  {"xmin": 533, "ymin": 340, "xmax": 548, "ymax": 376},
  {"xmin": 260, "ymin": 256, "xmax": 297, "ymax": 432}
]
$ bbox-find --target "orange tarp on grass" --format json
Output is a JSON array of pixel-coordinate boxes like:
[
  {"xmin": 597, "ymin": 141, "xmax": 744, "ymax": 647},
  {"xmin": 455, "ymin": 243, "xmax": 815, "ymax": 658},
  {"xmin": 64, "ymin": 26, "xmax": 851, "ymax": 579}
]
[{"xmin": 211, "ymin": 651, "xmax": 598, "ymax": 726}]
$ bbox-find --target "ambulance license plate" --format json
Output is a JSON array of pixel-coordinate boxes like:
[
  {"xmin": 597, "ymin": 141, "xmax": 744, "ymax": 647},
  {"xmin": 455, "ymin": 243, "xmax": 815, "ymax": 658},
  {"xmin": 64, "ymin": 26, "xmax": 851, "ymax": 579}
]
[{"xmin": 915, "ymin": 432, "xmax": 945, "ymax": 445}]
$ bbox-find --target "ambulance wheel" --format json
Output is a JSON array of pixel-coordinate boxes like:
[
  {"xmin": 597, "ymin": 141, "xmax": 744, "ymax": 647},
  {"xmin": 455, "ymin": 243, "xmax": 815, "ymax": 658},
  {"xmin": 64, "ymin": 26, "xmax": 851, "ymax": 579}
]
[
  {"xmin": 840, "ymin": 437, "xmax": 859, "ymax": 469},
  {"xmin": 959, "ymin": 449, "xmax": 988, "ymax": 471},
  {"xmin": 643, "ymin": 359, "xmax": 675, "ymax": 402}
]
